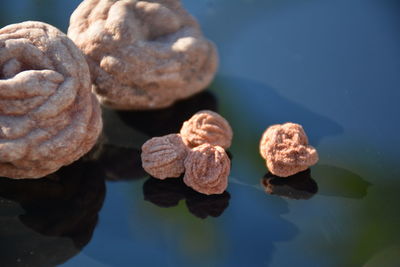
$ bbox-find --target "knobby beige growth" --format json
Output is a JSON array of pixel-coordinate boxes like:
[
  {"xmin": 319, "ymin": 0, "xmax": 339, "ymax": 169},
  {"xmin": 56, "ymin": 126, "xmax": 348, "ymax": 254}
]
[
  {"xmin": 180, "ymin": 110, "xmax": 233, "ymax": 149},
  {"xmin": 0, "ymin": 21, "xmax": 102, "ymax": 179},
  {"xmin": 68, "ymin": 0, "xmax": 218, "ymax": 110},
  {"xmin": 141, "ymin": 134, "xmax": 188, "ymax": 179},
  {"xmin": 259, "ymin": 123, "xmax": 318, "ymax": 177},
  {"xmin": 184, "ymin": 144, "xmax": 230, "ymax": 195}
]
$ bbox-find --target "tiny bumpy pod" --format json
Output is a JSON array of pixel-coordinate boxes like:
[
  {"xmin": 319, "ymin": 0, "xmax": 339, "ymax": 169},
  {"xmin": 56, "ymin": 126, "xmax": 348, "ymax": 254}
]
[
  {"xmin": 259, "ymin": 123, "xmax": 318, "ymax": 177},
  {"xmin": 68, "ymin": 0, "xmax": 218, "ymax": 110},
  {"xmin": 184, "ymin": 144, "xmax": 230, "ymax": 195},
  {"xmin": 180, "ymin": 110, "xmax": 233, "ymax": 149},
  {"xmin": 0, "ymin": 22, "xmax": 102, "ymax": 179},
  {"xmin": 141, "ymin": 134, "xmax": 188, "ymax": 179}
]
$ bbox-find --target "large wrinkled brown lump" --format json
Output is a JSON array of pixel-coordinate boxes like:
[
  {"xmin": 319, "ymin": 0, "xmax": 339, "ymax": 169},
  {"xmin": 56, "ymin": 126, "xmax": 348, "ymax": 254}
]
[
  {"xmin": 184, "ymin": 144, "xmax": 230, "ymax": 195},
  {"xmin": 0, "ymin": 21, "xmax": 102, "ymax": 179},
  {"xmin": 141, "ymin": 134, "xmax": 187, "ymax": 179},
  {"xmin": 180, "ymin": 110, "xmax": 233, "ymax": 149},
  {"xmin": 259, "ymin": 123, "xmax": 318, "ymax": 177},
  {"xmin": 68, "ymin": 0, "xmax": 218, "ymax": 110}
]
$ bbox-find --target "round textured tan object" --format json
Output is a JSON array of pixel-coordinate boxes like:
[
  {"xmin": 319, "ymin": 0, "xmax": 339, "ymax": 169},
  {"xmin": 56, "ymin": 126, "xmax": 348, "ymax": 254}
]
[
  {"xmin": 184, "ymin": 144, "xmax": 230, "ymax": 195},
  {"xmin": 259, "ymin": 123, "xmax": 318, "ymax": 177},
  {"xmin": 180, "ymin": 110, "xmax": 233, "ymax": 149},
  {"xmin": 68, "ymin": 0, "xmax": 219, "ymax": 110},
  {"xmin": 141, "ymin": 134, "xmax": 188, "ymax": 179},
  {"xmin": 0, "ymin": 21, "xmax": 102, "ymax": 179}
]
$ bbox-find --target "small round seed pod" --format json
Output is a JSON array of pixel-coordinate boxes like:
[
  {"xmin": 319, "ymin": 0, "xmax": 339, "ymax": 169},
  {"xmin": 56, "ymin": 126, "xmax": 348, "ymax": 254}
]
[
  {"xmin": 0, "ymin": 21, "xmax": 102, "ymax": 179},
  {"xmin": 180, "ymin": 110, "xmax": 233, "ymax": 149},
  {"xmin": 184, "ymin": 144, "xmax": 230, "ymax": 195},
  {"xmin": 68, "ymin": 0, "xmax": 218, "ymax": 110},
  {"xmin": 141, "ymin": 134, "xmax": 187, "ymax": 179},
  {"xmin": 259, "ymin": 123, "xmax": 318, "ymax": 177}
]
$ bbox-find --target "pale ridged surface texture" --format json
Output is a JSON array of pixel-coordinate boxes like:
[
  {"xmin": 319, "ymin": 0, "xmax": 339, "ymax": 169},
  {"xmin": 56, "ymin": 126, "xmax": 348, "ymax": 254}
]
[
  {"xmin": 0, "ymin": 21, "xmax": 102, "ymax": 179},
  {"xmin": 141, "ymin": 134, "xmax": 187, "ymax": 179},
  {"xmin": 68, "ymin": 0, "xmax": 218, "ymax": 110},
  {"xmin": 180, "ymin": 110, "xmax": 232, "ymax": 149},
  {"xmin": 184, "ymin": 144, "xmax": 230, "ymax": 195},
  {"xmin": 259, "ymin": 123, "xmax": 318, "ymax": 177}
]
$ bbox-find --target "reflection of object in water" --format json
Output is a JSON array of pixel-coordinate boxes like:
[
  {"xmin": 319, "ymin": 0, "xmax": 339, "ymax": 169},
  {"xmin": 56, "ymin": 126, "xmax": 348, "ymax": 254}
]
[
  {"xmin": 143, "ymin": 177, "xmax": 230, "ymax": 219},
  {"xmin": 117, "ymin": 91, "xmax": 218, "ymax": 137},
  {"xmin": 261, "ymin": 169, "xmax": 318, "ymax": 200},
  {"xmin": 186, "ymin": 191, "xmax": 230, "ymax": 219},
  {"xmin": 313, "ymin": 165, "xmax": 371, "ymax": 199},
  {"xmin": 93, "ymin": 143, "xmax": 146, "ymax": 181},
  {"xmin": 0, "ymin": 160, "xmax": 105, "ymax": 267},
  {"xmin": 143, "ymin": 178, "xmax": 186, "ymax": 207}
]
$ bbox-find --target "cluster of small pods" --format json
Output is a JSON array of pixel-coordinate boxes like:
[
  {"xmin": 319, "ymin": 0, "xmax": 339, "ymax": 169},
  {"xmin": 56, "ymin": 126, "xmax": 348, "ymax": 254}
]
[{"xmin": 141, "ymin": 110, "xmax": 232, "ymax": 195}]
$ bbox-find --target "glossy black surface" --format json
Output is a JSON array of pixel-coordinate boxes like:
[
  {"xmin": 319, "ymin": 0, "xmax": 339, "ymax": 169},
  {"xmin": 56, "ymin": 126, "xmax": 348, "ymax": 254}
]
[{"xmin": 1, "ymin": 0, "xmax": 400, "ymax": 266}]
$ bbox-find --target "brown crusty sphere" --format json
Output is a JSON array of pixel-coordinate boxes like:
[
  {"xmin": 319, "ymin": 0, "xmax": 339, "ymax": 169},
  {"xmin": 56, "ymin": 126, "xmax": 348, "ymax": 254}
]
[
  {"xmin": 68, "ymin": 0, "xmax": 218, "ymax": 110},
  {"xmin": 184, "ymin": 144, "xmax": 230, "ymax": 195},
  {"xmin": 0, "ymin": 21, "xmax": 102, "ymax": 179},
  {"xmin": 259, "ymin": 123, "xmax": 318, "ymax": 177},
  {"xmin": 141, "ymin": 134, "xmax": 188, "ymax": 179},
  {"xmin": 180, "ymin": 110, "xmax": 233, "ymax": 149}
]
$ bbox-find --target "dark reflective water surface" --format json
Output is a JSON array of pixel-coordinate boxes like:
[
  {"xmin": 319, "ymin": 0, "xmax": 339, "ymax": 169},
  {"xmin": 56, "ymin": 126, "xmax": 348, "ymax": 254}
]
[{"xmin": 1, "ymin": 0, "xmax": 400, "ymax": 266}]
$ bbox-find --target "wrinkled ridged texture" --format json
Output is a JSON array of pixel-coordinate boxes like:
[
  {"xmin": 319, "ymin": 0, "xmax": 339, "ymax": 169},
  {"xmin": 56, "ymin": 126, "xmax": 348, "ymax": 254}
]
[
  {"xmin": 184, "ymin": 144, "xmax": 230, "ymax": 195},
  {"xmin": 180, "ymin": 110, "xmax": 232, "ymax": 149},
  {"xmin": 68, "ymin": 0, "xmax": 219, "ymax": 110},
  {"xmin": 259, "ymin": 123, "xmax": 318, "ymax": 177},
  {"xmin": 141, "ymin": 134, "xmax": 187, "ymax": 179},
  {"xmin": 0, "ymin": 21, "xmax": 102, "ymax": 179}
]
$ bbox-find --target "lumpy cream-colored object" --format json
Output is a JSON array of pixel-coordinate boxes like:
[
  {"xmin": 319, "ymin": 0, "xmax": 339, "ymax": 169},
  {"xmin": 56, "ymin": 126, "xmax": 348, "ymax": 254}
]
[
  {"xmin": 180, "ymin": 110, "xmax": 233, "ymax": 149},
  {"xmin": 0, "ymin": 21, "xmax": 102, "ymax": 179},
  {"xmin": 259, "ymin": 123, "xmax": 318, "ymax": 177},
  {"xmin": 68, "ymin": 0, "xmax": 218, "ymax": 110},
  {"xmin": 141, "ymin": 134, "xmax": 188, "ymax": 179},
  {"xmin": 184, "ymin": 144, "xmax": 230, "ymax": 195}
]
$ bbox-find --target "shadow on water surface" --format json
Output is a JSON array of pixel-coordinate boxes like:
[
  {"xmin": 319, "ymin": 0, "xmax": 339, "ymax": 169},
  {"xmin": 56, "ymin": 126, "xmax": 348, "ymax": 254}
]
[
  {"xmin": 101, "ymin": 90, "xmax": 218, "ymax": 150},
  {"xmin": 313, "ymin": 164, "xmax": 371, "ymax": 199},
  {"xmin": 213, "ymin": 76, "xmax": 343, "ymax": 145},
  {"xmin": 89, "ymin": 142, "xmax": 146, "ymax": 181},
  {"xmin": 116, "ymin": 90, "xmax": 218, "ymax": 137},
  {"xmin": 0, "ymin": 159, "xmax": 106, "ymax": 267}
]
